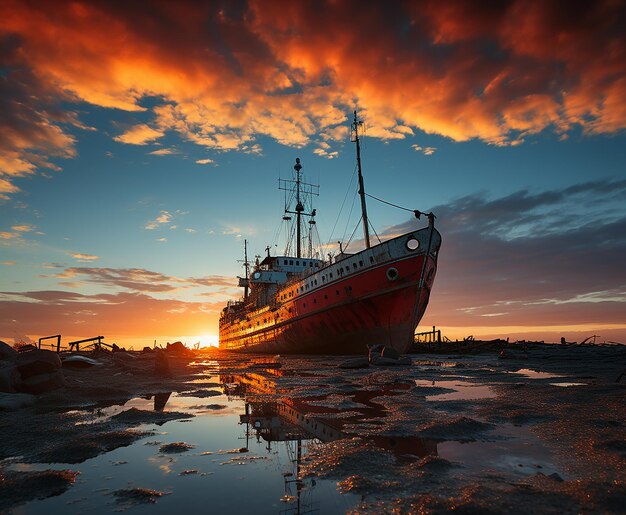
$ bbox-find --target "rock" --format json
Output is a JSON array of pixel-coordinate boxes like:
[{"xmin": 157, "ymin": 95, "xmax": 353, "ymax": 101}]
[
  {"xmin": 17, "ymin": 344, "xmax": 38, "ymax": 352},
  {"xmin": 368, "ymin": 344, "xmax": 385, "ymax": 362},
  {"xmin": 159, "ymin": 441, "xmax": 195, "ymax": 453},
  {"xmin": 381, "ymin": 346, "xmax": 401, "ymax": 360},
  {"xmin": 0, "ymin": 362, "xmax": 21, "ymax": 393},
  {"xmin": 112, "ymin": 351, "xmax": 136, "ymax": 361},
  {"xmin": 0, "ymin": 392, "xmax": 36, "ymax": 410},
  {"xmin": 339, "ymin": 357, "xmax": 370, "ymax": 369},
  {"xmin": 154, "ymin": 350, "xmax": 170, "ymax": 376},
  {"xmin": 16, "ymin": 349, "xmax": 61, "ymax": 379},
  {"xmin": 0, "ymin": 340, "xmax": 18, "ymax": 361},
  {"xmin": 166, "ymin": 341, "xmax": 188, "ymax": 354},
  {"xmin": 142, "ymin": 346, "xmax": 153, "ymax": 353},
  {"xmin": 62, "ymin": 355, "xmax": 103, "ymax": 368},
  {"xmin": 371, "ymin": 356, "xmax": 412, "ymax": 366},
  {"xmin": 19, "ymin": 370, "xmax": 65, "ymax": 394}
]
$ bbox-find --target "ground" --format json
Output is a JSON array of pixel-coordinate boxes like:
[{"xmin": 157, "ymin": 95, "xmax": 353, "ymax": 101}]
[{"xmin": 0, "ymin": 344, "xmax": 624, "ymax": 513}]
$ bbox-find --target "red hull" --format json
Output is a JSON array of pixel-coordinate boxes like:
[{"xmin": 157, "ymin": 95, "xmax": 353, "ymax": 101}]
[{"xmin": 220, "ymin": 227, "xmax": 440, "ymax": 354}]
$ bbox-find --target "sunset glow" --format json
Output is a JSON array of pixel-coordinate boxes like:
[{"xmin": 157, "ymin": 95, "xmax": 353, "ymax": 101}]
[{"xmin": 1, "ymin": 0, "xmax": 625, "ymax": 347}]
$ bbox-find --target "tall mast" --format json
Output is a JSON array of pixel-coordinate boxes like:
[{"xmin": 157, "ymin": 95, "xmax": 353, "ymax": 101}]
[
  {"xmin": 352, "ymin": 110, "xmax": 371, "ymax": 249},
  {"xmin": 279, "ymin": 158, "xmax": 319, "ymax": 258},
  {"xmin": 294, "ymin": 158, "xmax": 303, "ymax": 258}
]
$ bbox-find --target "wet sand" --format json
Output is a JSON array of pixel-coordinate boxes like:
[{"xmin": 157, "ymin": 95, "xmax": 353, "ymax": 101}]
[{"xmin": 1, "ymin": 344, "xmax": 624, "ymax": 513}]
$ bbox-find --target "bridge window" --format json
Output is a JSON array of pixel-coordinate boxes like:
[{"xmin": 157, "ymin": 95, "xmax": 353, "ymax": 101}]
[
  {"xmin": 284, "ymin": 259, "xmax": 288, "ymax": 265},
  {"xmin": 359, "ymin": 260, "xmax": 363, "ymax": 267},
  {"xmin": 353, "ymin": 263, "xmax": 358, "ymax": 270},
  {"xmin": 296, "ymin": 260, "xmax": 300, "ymax": 266},
  {"xmin": 290, "ymin": 260, "xmax": 293, "ymax": 265},
  {"xmin": 370, "ymin": 256, "xmax": 374, "ymax": 263},
  {"xmin": 309, "ymin": 262, "xmax": 313, "ymax": 267}
]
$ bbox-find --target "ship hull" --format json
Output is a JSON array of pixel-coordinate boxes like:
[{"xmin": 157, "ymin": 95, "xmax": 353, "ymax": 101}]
[{"xmin": 219, "ymin": 226, "xmax": 441, "ymax": 355}]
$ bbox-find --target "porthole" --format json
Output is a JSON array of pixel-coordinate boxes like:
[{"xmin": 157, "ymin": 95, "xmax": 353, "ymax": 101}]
[
  {"xmin": 406, "ymin": 238, "xmax": 419, "ymax": 251},
  {"xmin": 386, "ymin": 267, "xmax": 399, "ymax": 281}
]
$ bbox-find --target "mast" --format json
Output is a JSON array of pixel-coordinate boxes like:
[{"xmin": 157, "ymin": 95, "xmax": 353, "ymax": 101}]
[
  {"xmin": 243, "ymin": 239, "xmax": 249, "ymax": 300},
  {"xmin": 279, "ymin": 158, "xmax": 318, "ymax": 259},
  {"xmin": 294, "ymin": 158, "xmax": 303, "ymax": 258},
  {"xmin": 352, "ymin": 110, "xmax": 371, "ymax": 249}
]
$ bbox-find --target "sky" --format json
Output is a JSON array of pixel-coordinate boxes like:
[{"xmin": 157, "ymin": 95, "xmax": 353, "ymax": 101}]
[{"xmin": 1, "ymin": 0, "xmax": 625, "ymax": 348}]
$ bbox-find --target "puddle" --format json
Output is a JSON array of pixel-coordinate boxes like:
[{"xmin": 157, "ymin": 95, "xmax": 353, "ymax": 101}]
[
  {"xmin": 439, "ymin": 424, "xmax": 563, "ymax": 479},
  {"xmin": 513, "ymin": 369, "xmax": 563, "ymax": 379},
  {"xmin": 550, "ymin": 382, "xmax": 586, "ymax": 387},
  {"xmin": 415, "ymin": 379, "xmax": 497, "ymax": 401},
  {"xmin": 9, "ymin": 382, "xmax": 359, "ymax": 514}
]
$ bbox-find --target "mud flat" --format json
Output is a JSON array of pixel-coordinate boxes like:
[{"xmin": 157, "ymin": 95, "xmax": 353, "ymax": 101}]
[{"xmin": 0, "ymin": 344, "xmax": 624, "ymax": 513}]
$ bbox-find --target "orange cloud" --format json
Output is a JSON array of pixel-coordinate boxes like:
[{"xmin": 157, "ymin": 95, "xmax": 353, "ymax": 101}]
[
  {"xmin": 114, "ymin": 124, "xmax": 165, "ymax": 145},
  {"xmin": 1, "ymin": 0, "xmax": 624, "ymax": 196}
]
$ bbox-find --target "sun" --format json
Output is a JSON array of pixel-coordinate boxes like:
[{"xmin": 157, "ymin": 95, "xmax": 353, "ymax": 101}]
[{"xmin": 196, "ymin": 334, "xmax": 219, "ymax": 348}]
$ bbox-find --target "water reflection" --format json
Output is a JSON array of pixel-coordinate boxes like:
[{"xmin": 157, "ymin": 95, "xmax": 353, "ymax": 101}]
[{"xmin": 223, "ymin": 370, "xmax": 438, "ymax": 459}]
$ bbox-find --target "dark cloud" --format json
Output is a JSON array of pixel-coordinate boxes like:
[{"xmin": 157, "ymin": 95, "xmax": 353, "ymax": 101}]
[
  {"xmin": 381, "ymin": 179, "xmax": 626, "ymax": 332},
  {"xmin": 50, "ymin": 267, "xmax": 235, "ymax": 293}
]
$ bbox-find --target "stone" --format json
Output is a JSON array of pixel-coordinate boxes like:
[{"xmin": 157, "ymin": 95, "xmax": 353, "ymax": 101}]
[
  {"xmin": 16, "ymin": 349, "xmax": 61, "ymax": 379},
  {"xmin": 0, "ymin": 340, "xmax": 17, "ymax": 361},
  {"xmin": 62, "ymin": 355, "xmax": 103, "ymax": 368},
  {"xmin": 154, "ymin": 350, "xmax": 170, "ymax": 377},
  {"xmin": 381, "ymin": 346, "xmax": 401, "ymax": 360},
  {"xmin": 0, "ymin": 362, "xmax": 21, "ymax": 393},
  {"xmin": 371, "ymin": 356, "xmax": 412, "ymax": 366},
  {"xmin": 19, "ymin": 370, "xmax": 65, "ymax": 394},
  {"xmin": 166, "ymin": 341, "xmax": 188, "ymax": 354},
  {"xmin": 368, "ymin": 344, "xmax": 385, "ymax": 363},
  {"xmin": 0, "ymin": 392, "xmax": 36, "ymax": 410},
  {"xmin": 339, "ymin": 357, "xmax": 370, "ymax": 369}
]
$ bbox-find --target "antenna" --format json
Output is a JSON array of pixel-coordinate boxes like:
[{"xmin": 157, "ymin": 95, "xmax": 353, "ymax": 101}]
[
  {"xmin": 351, "ymin": 110, "xmax": 371, "ymax": 249},
  {"xmin": 237, "ymin": 239, "xmax": 250, "ymax": 300},
  {"xmin": 278, "ymin": 158, "xmax": 319, "ymax": 258}
]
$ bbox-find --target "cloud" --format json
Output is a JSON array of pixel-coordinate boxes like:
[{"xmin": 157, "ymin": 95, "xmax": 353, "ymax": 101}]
[
  {"xmin": 195, "ymin": 158, "xmax": 215, "ymax": 165},
  {"xmin": 148, "ymin": 148, "xmax": 178, "ymax": 156},
  {"xmin": 113, "ymin": 124, "xmax": 164, "ymax": 145},
  {"xmin": 68, "ymin": 252, "xmax": 99, "ymax": 262},
  {"xmin": 49, "ymin": 266, "xmax": 235, "ymax": 294},
  {"xmin": 0, "ymin": 223, "xmax": 40, "ymax": 243},
  {"xmin": 1, "ymin": 0, "xmax": 623, "ymax": 191},
  {"xmin": 0, "ymin": 261, "xmax": 16, "ymax": 266},
  {"xmin": 156, "ymin": 237, "xmax": 167, "ymax": 242},
  {"xmin": 378, "ymin": 179, "xmax": 626, "ymax": 338},
  {"xmin": 145, "ymin": 210, "xmax": 172, "ymax": 229},
  {"xmin": 411, "ymin": 144, "xmax": 436, "ymax": 156},
  {"xmin": 0, "ymin": 63, "xmax": 78, "ymax": 198},
  {"xmin": 0, "ymin": 290, "xmax": 227, "ymax": 344},
  {"xmin": 313, "ymin": 148, "xmax": 339, "ymax": 159}
]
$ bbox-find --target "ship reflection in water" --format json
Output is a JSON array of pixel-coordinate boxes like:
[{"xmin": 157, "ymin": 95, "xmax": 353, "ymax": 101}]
[{"xmin": 221, "ymin": 368, "xmax": 438, "ymax": 514}]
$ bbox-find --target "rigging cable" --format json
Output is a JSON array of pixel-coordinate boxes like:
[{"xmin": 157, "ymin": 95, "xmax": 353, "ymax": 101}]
[
  {"xmin": 365, "ymin": 192, "xmax": 434, "ymax": 219},
  {"xmin": 369, "ymin": 219, "xmax": 382, "ymax": 245},
  {"xmin": 326, "ymin": 162, "xmax": 358, "ymax": 250}
]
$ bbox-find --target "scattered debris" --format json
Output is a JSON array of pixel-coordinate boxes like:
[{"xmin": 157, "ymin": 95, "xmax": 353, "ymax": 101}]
[
  {"xmin": 111, "ymin": 487, "xmax": 166, "ymax": 505},
  {"xmin": 0, "ymin": 469, "xmax": 80, "ymax": 511},
  {"xmin": 159, "ymin": 442, "xmax": 195, "ymax": 453}
]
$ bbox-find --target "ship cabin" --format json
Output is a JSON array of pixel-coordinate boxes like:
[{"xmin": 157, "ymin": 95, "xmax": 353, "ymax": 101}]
[
  {"xmin": 246, "ymin": 255, "xmax": 322, "ymax": 308},
  {"xmin": 252, "ymin": 255, "xmax": 323, "ymax": 286}
]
